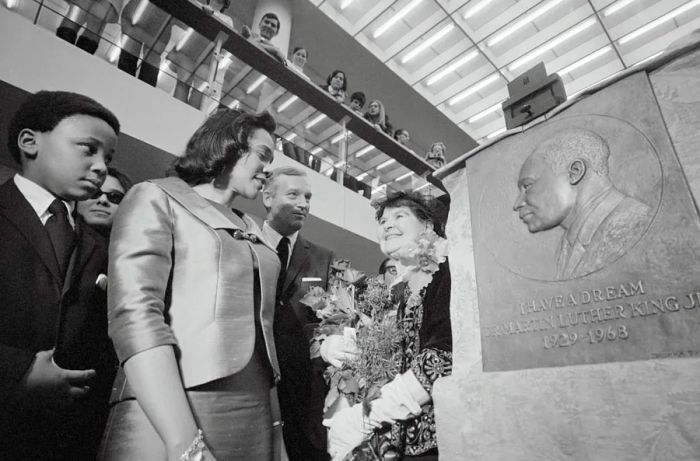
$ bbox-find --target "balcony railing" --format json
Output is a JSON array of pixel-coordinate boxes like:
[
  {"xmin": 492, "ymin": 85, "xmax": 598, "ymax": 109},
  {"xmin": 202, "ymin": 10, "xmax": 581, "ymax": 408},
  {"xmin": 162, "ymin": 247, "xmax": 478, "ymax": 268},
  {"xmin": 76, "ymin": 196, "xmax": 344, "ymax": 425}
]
[{"xmin": 3, "ymin": 0, "xmax": 445, "ymax": 198}]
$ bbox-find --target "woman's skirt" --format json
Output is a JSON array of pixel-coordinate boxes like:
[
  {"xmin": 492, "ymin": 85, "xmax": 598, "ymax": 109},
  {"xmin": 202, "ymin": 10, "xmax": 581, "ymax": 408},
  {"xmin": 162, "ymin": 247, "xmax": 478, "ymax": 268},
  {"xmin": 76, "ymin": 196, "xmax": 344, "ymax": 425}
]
[{"xmin": 99, "ymin": 352, "xmax": 273, "ymax": 460}]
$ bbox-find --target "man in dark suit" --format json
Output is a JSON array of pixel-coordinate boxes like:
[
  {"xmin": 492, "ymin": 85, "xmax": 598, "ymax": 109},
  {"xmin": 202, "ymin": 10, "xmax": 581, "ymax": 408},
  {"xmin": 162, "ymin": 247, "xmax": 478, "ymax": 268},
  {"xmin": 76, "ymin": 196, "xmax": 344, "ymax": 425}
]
[
  {"xmin": 262, "ymin": 166, "xmax": 337, "ymax": 461},
  {"xmin": 0, "ymin": 90, "xmax": 120, "ymax": 460}
]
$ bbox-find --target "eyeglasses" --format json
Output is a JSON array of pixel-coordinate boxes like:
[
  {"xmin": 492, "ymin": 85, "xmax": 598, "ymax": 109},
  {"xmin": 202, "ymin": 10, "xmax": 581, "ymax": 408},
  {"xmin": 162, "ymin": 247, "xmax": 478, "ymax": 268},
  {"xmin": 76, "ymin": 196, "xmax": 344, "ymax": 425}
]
[{"xmin": 91, "ymin": 189, "xmax": 125, "ymax": 205}]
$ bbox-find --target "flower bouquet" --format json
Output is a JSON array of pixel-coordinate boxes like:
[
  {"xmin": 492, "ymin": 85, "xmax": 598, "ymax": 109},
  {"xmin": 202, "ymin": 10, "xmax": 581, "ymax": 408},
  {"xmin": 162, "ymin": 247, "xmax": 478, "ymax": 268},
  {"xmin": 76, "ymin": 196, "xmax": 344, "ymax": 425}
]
[{"xmin": 300, "ymin": 260, "xmax": 404, "ymax": 419}]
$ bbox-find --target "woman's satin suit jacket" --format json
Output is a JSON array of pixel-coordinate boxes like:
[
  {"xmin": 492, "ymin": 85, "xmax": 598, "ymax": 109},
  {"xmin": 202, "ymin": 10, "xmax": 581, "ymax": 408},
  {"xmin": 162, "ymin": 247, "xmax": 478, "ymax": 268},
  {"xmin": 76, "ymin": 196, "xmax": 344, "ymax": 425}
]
[{"xmin": 107, "ymin": 177, "xmax": 281, "ymax": 392}]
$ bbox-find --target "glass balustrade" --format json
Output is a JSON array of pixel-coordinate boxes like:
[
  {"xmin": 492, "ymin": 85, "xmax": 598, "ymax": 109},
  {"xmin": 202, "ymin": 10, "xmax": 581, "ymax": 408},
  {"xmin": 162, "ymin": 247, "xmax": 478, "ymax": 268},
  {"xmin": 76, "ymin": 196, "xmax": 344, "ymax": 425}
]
[{"xmin": 3, "ymin": 0, "xmax": 444, "ymax": 199}]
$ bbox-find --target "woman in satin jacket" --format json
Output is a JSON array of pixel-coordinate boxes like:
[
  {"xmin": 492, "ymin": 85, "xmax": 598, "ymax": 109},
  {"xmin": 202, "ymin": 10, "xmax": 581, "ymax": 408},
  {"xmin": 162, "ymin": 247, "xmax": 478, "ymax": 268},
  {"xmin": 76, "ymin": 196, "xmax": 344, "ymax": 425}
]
[{"xmin": 100, "ymin": 110, "xmax": 281, "ymax": 461}]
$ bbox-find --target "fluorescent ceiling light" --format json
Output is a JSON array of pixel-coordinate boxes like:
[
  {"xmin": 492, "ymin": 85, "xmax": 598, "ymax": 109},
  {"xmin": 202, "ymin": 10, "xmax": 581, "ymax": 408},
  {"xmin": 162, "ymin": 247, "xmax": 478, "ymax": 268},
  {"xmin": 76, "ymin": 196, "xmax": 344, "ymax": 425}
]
[
  {"xmin": 355, "ymin": 145, "xmax": 374, "ymax": 158},
  {"xmin": 284, "ymin": 132, "xmax": 297, "ymax": 141},
  {"xmin": 357, "ymin": 172, "xmax": 369, "ymax": 181},
  {"xmin": 395, "ymin": 172, "xmax": 413, "ymax": 181},
  {"xmin": 449, "ymin": 74, "xmax": 500, "ymax": 106},
  {"xmin": 5, "ymin": 0, "xmax": 18, "ymax": 8},
  {"xmin": 618, "ymin": 0, "xmax": 700, "ymax": 45},
  {"xmin": 415, "ymin": 182, "xmax": 430, "ymax": 191},
  {"xmin": 377, "ymin": 159, "xmax": 396, "ymax": 170},
  {"xmin": 557, "ymin": 46, "xmax": 611, "ymax": 75},
  {"xmin": 334, "ymin": 160, "xmax": 345, "ymax": 167},
  {"xmin": 310, "ymin": 147, "xmax": 323, "ymax": 155},
  {"xmin": 487, "ymin": 0, "xmax": 565, "ymax": 47},
  {"xmin": 306, "ymin": 113, "xmax": 327, "ymax": 129},
  {"xmin": 603, "ymin": 0, "xmax": 639, "ymax": 17},
  {"xmin": 508, "ymin": 18, "xmax": 595, "ymax": 71},
  {"xmin": 464, "ymin": 0, "xmax": 494, "ymax": 19},
  {"xmin": 278, "ymin": 95, "xmax": 298, "ymax": 112},
  {"xmin": 373, "ymin": 0, "xmax": 423, "ymax": 39},
  {"xmin": 486, "ymin": 127, "xmax": 506, "ymax": 139},
  {"xmin": 108, "ymin": 36, "xmax": 124, "ymax": 63},
  {"xmin": 246, "ymin": 75, "xmax": 267, "ymax": 94},
  {"xmin": 632, "ymin": 50, "xmax": 663, "ymax": 66},
  {"xmin": 427, "ymin": 51, "xmax": 478, "ymax": 86},
  {"xmin": 131, "ymin": 0, "xmax": 150, "ymax": 25},
  {"xmin": 228, "ymin": 100, "xmax": 240, "ymax": 110},
  {"xmin": 340, "ymin": 0, "xmax": 354, "ymax": 10},
  {"xmin": 401, "ymin": 24, "xmax": 454, "ymax": 64},
  {"xmin": 331, "ymin": 132, "xmax": 346, "ymax": 144},
  {"xmin": 468, "ymin": 102, "xmax": 502, "ymax": 124},
  {"xmin": 218, "ymin": 55, "xmax": 232, "ymax": 71},
  {"xmin": 176, "ymin": 28, "xmax": 194, "ymax": 51}
]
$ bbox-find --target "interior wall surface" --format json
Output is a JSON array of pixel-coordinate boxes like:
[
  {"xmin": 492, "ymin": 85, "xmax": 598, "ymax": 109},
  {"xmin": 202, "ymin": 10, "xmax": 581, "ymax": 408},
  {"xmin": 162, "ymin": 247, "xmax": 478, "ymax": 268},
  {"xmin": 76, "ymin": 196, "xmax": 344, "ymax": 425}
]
[
  {"xmin": 432, "ymin": 44, "xmax": 700, "ymax": 460},
  {"xmin": 0, "ymin": 8, "xmax": 384, "ymax": 273}
]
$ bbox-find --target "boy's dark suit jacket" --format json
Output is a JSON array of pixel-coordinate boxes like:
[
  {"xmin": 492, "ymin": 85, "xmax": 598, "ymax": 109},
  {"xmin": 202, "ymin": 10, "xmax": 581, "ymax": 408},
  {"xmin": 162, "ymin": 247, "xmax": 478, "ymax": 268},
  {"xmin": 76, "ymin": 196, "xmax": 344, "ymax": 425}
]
[
  {"xmin": 0, "ymin": 180, "xmax": 116, "ymax": 460},
  {"xmin": 275, "ymin": 235, "xmax": 334, "ymax": 461}
]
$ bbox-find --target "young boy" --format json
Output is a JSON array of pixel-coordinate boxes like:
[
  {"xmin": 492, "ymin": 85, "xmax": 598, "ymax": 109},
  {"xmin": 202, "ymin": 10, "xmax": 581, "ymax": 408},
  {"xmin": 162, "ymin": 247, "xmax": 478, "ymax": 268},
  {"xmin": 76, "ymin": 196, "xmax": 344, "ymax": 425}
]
[{"xmin": 0, "ymin": 90, "xmax": 120, "ymax": 460}]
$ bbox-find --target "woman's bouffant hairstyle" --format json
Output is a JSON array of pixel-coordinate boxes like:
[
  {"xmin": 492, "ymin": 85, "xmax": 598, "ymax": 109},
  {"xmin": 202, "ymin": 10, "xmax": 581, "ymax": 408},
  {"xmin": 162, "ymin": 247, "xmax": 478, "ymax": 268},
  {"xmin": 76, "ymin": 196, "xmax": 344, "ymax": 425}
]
[
  {"xmin": 172, "ymin": 109, "xmax": 276, "ymax": 186},
  {"xmin": 326, "ymin": 70, "xmax": 347, "ymax": 92},
  {"xmin": 372, "ymin": 190, "xmax": 447, "ymax": 238}
]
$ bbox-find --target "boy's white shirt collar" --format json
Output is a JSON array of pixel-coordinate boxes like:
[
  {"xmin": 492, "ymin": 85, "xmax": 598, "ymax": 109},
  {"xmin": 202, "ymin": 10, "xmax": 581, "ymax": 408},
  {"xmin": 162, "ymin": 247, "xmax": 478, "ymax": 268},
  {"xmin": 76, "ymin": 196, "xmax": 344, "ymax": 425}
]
[{"xmin": 14, "ymin": 174, "xmax": 75, "ymax": 228}]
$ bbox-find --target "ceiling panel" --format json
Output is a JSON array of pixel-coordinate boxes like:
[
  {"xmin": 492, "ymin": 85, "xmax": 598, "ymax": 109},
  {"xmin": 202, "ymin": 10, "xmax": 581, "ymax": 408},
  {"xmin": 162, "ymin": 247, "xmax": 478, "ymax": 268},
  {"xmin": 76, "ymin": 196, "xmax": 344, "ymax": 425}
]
[{"xmin": 313, "ymin": 0, "xmax": 700, "ymax": 143}]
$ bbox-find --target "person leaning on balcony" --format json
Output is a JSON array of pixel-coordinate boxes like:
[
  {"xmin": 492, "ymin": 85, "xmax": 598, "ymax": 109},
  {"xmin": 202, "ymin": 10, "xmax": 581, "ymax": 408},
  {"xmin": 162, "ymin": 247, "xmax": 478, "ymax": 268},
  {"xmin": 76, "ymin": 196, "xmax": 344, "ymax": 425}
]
[
  {"xmin": 348, "ymin": 91, "xmax": 366, "ymax": 114},
  {"xmin": 167, "ymin": 0, "xmax": 233, "ymax": 110},
  {"xmin": 56, "ymin": 0, "xmax": 123, "ymax": 55},
  {"xmin": 241, "ymin": 12, "xmax": 287, "ymax": 64},
  {"xmin": 99, "ymin": 109, "xmax": 281, "ymax": 461},
  {"xmin": 425, "ymin": 142, "xmax": 446, "ymax": 169},
  {"xmin": 116, "ymin": 0, "xmax": 174, "ymax": 87},
  {"xmin": 323, "ymin": 70, "xmax": 348, "ymax": 103},
  {"xmin": 289, "ymin": 46, "xmax": 311, "ymax": 81},
  {"xmin": 364, "ymin": 100, "xmax": 393, "ymax": 136}
]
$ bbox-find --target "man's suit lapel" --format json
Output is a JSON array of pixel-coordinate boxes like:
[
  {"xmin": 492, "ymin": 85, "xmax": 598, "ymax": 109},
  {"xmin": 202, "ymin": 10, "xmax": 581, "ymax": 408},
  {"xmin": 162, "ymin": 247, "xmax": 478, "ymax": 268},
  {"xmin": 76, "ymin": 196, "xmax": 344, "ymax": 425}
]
[
  {"xmin": 0, "ymin": 180, "xmax": 62, "ymax": 282},
  {"xmin": 284, "ymin": 236, "xmax": 310, "ymax": 294}
]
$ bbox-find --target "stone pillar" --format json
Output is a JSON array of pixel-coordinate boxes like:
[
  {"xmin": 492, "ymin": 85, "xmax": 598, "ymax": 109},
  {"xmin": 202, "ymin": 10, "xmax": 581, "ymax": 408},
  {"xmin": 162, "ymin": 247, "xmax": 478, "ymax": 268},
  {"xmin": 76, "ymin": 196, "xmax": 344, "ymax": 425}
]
[
  {"xmin": 432, "ymin": 37, "xmax": 700, "ymax": 460},
  {"xmin": 252, "ymin": 0, "xmax": 291, "ymax": 56}
]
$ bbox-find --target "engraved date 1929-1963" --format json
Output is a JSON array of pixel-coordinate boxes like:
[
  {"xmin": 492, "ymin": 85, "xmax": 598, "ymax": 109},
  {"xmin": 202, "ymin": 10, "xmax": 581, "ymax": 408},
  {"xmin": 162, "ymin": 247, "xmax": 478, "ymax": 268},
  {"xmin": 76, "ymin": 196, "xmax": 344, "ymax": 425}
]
[{"xmin": 543, "ymin": 325, "xmax": 630, "ymax": 349}]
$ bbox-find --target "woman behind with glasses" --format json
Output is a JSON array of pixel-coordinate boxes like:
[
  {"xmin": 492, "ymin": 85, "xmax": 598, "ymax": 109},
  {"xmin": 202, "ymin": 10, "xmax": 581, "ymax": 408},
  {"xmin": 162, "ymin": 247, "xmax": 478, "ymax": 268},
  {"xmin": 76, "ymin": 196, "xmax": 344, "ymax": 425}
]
[
  {"xmin": 100, "ymin": 109, "xmax": 281, "ymax": 461},
  {"xmin": 77, "ymin": 166, "xmax": 132, "ymax": 237}
]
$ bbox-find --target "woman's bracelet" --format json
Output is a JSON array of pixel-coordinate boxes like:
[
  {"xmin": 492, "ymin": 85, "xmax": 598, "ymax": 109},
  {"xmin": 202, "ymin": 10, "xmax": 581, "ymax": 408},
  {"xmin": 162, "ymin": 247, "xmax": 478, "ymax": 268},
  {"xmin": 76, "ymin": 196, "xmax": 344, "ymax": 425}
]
[{"xmin": 179, "ymin": 429, "xmax": 207, "ymax": 461}]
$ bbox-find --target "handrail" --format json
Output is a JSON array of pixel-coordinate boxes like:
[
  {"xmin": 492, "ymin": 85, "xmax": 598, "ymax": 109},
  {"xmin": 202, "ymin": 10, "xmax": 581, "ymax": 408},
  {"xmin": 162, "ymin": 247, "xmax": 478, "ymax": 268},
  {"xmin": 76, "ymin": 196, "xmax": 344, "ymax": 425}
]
[{"xmin": 148, "ymin": 0, "xmax": 444, "ymax": 190}]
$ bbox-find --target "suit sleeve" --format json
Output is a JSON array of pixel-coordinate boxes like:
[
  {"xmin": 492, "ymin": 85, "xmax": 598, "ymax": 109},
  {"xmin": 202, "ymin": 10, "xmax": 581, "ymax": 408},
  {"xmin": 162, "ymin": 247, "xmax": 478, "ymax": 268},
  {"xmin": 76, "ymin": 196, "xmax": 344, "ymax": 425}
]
[
  {"xmin": 107, "ymin": 182, "xmax": 178, "ymax": 365},
  {"xmin": 410, "ymin": 260, "xmax": 452, "ymax": 394},
  {"xmin": 0, "ymin": 346, "xmax": 36, "ymax": 402}
]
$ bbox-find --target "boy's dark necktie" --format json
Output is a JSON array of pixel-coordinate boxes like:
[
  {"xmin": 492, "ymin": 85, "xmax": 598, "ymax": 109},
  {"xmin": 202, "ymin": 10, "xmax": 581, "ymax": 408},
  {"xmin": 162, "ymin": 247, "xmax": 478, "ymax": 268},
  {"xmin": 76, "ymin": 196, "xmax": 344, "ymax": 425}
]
[
  {"xmin": 276, "ymin": 236, "xmax": 290, "ymax": 297},
  {"xmin": 45, "ymin": 199, "xmax": 75, "ymax": 277}
]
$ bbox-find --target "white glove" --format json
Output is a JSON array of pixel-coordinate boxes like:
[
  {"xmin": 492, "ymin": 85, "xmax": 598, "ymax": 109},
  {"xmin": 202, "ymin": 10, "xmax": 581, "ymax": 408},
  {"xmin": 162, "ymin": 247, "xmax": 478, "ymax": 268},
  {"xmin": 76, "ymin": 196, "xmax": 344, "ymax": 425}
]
[
  {"xmin": 368, "ymin": 371, "xmax": 431, "ymax": 428},
  {"xmin": 320, "ymin": 330, "xmax": 359, "ymax": 367},
  {"xmin": 327, "ymin": 404, "xmax": 372, "ymax": 461}
]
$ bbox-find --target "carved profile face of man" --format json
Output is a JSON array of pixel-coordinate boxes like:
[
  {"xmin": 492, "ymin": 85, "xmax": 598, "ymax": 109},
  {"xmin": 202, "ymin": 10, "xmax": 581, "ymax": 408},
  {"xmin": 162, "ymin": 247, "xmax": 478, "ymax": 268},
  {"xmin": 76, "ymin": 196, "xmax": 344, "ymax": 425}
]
[{"xmin": 513, "ymin": 148, "xmax": 580, "ymax": 233}]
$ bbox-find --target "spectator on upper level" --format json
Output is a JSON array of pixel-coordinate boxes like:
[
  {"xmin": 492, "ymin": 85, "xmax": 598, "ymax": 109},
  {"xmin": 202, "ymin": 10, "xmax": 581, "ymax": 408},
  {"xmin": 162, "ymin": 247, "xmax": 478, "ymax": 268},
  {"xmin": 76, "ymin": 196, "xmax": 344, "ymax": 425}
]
[
  {"xmin": 167, "ymin": 0, "xmax": 233, "ymax": 110},
  {"xmin": 323, "ymin": 70, "xmax": 347, "ymax": 103},
  {"xmin": 426, "ymin": 142, "xmax": 447, "ymax": 169},
  {"xmin": 56, "ymin": 0, "xmax": 123, "ymax": 55},
  {"xmin": 241, "ymin": 12, "xmax": 286, "ymax": 64},
  {"xmin": 289, "ymin": 46, "xmax": 310, "ymax": 80},
  {"xmin": 364, "ymin": 100, "xmax": 393, "ymax": 136},
  {"xmin": 116, "ymin": 0, "xmax": 172, "ymax": 87},
  {"xmin": 348, "ymin": 91, "xmax": 366, "ymax": 114},
  {"xmin": 394, "ymin": 128, "xmax": 415, "ymax": 153}
]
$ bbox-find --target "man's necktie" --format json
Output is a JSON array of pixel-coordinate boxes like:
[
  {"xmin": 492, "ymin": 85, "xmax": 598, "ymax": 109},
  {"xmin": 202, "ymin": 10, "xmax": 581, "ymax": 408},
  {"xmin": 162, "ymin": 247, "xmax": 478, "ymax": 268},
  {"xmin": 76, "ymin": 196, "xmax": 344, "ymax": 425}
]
[
  {"xmin": 276, "ymin": 236, "xmax": 290, "ymax": 298},
  {"xmin": 45, "ymin": 199, "xmax": 75, "ymax": 277}
]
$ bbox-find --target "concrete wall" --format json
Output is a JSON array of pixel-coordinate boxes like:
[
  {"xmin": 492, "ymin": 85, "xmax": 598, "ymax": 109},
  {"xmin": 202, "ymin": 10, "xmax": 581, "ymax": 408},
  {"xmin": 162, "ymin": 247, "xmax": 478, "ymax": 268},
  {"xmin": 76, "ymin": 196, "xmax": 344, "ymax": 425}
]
[{"xmin": 432, "ymin": 44, "xmax": 700, "ymax": 460}]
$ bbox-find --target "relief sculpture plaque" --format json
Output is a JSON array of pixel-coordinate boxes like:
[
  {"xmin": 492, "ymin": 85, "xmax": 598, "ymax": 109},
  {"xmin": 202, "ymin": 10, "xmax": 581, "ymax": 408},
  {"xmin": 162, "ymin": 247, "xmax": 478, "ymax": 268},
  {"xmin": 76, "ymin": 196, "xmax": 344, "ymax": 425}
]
[{"xmin": 467, "ymin": 72, "xmax": 700, "ymax": 371}]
